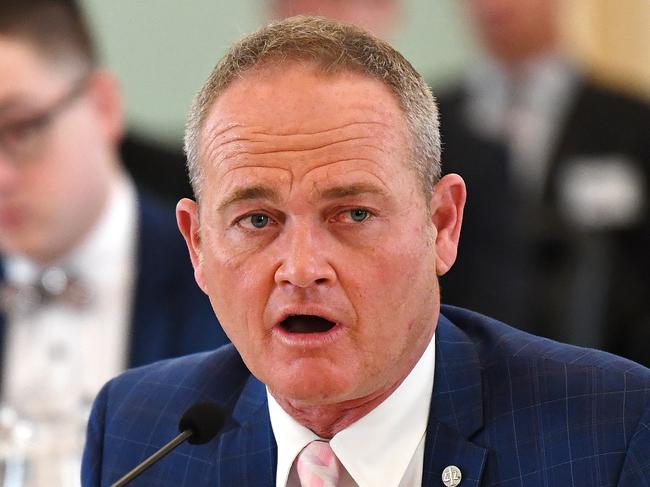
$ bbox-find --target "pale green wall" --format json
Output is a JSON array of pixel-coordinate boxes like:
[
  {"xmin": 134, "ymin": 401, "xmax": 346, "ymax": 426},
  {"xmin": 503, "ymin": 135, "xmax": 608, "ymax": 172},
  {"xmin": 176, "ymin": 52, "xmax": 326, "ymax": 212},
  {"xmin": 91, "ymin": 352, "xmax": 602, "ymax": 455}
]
[{"xmin": 81, "ymin": 0, "xmax": 475, "ymax": 146}]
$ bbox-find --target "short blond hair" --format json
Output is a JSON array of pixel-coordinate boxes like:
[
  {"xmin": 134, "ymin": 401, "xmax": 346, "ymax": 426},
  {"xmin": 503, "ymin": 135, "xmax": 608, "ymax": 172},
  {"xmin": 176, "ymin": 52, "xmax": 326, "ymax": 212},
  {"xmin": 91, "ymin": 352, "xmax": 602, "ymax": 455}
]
[{"xmin": 185, "ymin": 15, "xmax": 440, "ymax": 198}]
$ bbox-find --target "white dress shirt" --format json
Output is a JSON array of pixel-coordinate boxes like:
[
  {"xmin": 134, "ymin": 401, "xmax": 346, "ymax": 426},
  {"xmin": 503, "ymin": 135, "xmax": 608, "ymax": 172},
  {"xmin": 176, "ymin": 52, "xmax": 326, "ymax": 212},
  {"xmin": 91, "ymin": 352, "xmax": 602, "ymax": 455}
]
[
  {"xmin": 464, "ymin": 55, "xmax": 579, "ymax": 197},
  {"xmin": 268, "ymin": 333, "xmax": 436, "ymax": 487},
  {"xmin": 1, "ymin": 175, "xmax": 137, "ymax": 486}
]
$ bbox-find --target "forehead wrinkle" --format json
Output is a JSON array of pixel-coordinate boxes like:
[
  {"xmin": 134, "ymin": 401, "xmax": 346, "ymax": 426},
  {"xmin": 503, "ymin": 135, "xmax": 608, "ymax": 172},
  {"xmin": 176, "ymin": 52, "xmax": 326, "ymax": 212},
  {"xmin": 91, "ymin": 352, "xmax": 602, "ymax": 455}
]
[
  {"xmin": 221, "ymin": 163, "xmax": 293, "ymax": 180},
  {"xmin": 217, "ymin": 160, "xmax": 391, "ymax": 210},
  {"xmin": 200, "ymin": 125, "xmax": 249, "ymax": 173},
  {"xmin": 295, "ymin": 157, "xmax": 387, "ymax": 186},
  {"xmin": 209, "ymin": 128, "xmax": 388, "ymax": 158},
  {"xmin": 205, "ymin": 121, "xmax": 245, "ymax": 139},
  {"xmin": 202, "ymin": 123, "xmax": 261, "ymax": 156},
  {"xmin": 214, "ymin": 164, "xmax": 293, "ymax": 211},
  {"xmin": 209, "ymin": 138, "xmax": 390, "ymax": 183},
  {"xmin": 225, "ymin": 143, "xmax": 387, "ymax": 165},
  {"xmin": 201, "ymin": 111, "xmax": 407, "ymax": 202},
  {"xmin": 308, "ymin": 164, "xmax": 392, "ymax": 197},
  {"xmin": 201, "ymin": 118, "xmax": 395, "ymax": 168},
  {"xmin": 246, "ymin": 120, "xmax": 390, "ymax": 137},
  {"xmin": 234, "ymin": 135, "xmax": 380, "ymax": 156}
]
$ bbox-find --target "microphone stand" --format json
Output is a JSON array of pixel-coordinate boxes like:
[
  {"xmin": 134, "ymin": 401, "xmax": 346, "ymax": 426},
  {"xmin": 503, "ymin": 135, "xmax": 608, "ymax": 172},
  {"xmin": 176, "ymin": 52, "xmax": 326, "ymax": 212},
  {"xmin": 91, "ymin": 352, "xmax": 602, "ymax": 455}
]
[
  {"xmin": 107, "ymin": 401, "xmax": 225, "ymax": 486},
  {"xmin": 110, "ymin": 429, "xmax": 193, "ymax": 487}
]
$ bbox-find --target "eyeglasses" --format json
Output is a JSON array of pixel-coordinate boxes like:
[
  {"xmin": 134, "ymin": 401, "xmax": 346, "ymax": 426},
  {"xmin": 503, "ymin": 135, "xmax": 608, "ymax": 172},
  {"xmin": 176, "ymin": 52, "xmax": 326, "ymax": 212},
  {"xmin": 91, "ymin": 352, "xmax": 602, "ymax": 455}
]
[{"xmin": 0, "ymin": 74, "xmax": 91, "ymax": 165}]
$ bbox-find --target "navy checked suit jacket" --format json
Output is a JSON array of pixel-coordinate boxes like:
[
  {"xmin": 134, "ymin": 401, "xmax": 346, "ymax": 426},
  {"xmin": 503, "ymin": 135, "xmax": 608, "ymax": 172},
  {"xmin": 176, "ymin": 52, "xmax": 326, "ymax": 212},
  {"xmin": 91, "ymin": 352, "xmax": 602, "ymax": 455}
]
[
  {"xmin": 82, "ymin": 305, "xmax": 650, "ymax": 486},
  {"xmin": 0, "ymin": 193, "xmax": 228, "ymax": 380}
]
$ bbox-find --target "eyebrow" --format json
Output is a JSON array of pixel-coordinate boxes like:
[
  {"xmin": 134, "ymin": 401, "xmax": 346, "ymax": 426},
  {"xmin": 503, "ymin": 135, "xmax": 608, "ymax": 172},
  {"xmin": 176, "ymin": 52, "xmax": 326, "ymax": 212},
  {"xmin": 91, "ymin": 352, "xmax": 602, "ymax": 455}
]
[
  {"xmin": 217, "ymin": 182, "xmax": 388, "ymax": 212},
  {"xmin": 217, "ymin": 185, "xmax": 281, "ymax": 211},
  {"xmin": 319, "ymin": 183, "xmax": 389, "ymax": 200}
]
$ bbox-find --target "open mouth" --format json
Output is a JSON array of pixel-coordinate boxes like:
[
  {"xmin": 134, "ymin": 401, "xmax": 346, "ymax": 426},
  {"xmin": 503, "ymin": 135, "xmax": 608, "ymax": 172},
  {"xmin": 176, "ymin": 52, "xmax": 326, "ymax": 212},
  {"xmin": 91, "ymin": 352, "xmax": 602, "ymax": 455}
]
[{"xmin": 280, "ymin": 315, "xmax": 337, "ymax": 334}]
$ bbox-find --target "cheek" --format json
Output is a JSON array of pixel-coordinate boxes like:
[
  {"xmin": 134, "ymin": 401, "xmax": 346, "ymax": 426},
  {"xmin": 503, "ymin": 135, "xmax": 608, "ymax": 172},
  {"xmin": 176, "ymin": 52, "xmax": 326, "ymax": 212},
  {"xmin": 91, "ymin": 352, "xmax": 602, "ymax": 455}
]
[
  {"xmin": 16, "ymin": 170, "xmax": 67, "ymax": 227},
  {"xmin": 52, "ymin": 111, "xmax": 114, "ymax": 185},
  {"xmin": 346, "ymin": 232, "xmax": 437, "ymax": 338},
  {"xmin": 356, "ymin": 232, "xmax": 434, "ymax": 298},
  {"xmin": 199, "ymin": 231, "xmax": 274, "ymax": 334},
  {"xmin": 32, "ymin": 138, "xmax": 97, "ymax": 204}
]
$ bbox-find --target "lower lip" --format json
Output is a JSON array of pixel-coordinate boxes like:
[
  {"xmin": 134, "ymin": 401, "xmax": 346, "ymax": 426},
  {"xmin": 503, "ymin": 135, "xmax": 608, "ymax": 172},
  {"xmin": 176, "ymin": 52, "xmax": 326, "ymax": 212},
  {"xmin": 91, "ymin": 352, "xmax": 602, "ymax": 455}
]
[{"xmin": 271, "ymin": 323, "xmax": 344, "ymax": 347}]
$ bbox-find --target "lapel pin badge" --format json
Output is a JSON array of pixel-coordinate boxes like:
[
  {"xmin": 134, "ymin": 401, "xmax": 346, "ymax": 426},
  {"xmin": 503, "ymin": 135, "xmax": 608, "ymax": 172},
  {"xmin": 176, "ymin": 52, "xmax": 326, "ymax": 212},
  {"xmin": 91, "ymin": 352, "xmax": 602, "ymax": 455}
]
[{"xmin": 442, "ymin": 465, "xmax": 462, "ymax": 486}]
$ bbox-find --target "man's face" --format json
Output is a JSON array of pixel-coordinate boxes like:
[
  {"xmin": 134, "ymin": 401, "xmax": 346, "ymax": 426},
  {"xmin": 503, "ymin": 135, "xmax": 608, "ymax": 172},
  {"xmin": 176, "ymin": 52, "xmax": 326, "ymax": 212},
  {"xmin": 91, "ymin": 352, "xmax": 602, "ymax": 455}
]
[
  {"xmin": 178, "ymin": 63, "xmax": 463, "ymax": 407},
  {"xmin": 0, "ymin": 36, "xmax": 121, "ymax": 263},
  {"xmin": 465, "ymin": 0, "xmax": 559, "ymax": 64}
]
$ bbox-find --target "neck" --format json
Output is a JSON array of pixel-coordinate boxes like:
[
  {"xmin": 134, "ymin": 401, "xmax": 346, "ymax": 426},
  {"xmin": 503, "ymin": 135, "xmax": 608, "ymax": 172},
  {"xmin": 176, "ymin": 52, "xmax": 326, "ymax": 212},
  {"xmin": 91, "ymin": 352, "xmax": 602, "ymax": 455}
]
[
  {"xmin": 273, "ymin": 327, "xmax": 434, "ymax": 438},
  {"xmin": 275, "ymin": 381, "xmax": 404, "ymax": 439}
]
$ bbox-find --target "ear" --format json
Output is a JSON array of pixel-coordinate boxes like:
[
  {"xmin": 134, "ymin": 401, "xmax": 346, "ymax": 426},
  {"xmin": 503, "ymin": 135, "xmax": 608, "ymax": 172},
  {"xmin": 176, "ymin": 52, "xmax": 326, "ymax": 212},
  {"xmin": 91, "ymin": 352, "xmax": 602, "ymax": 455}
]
[
  {"xmin": 86, "ymin": 70, "xmax": 124, "ymax": 144},
  {"xmin": 176, "ymin": 198, "xmax": 208, "ymax": 293},
  {"xmin": 429, "ymin": 173, "xmax": 466, "ymax": 276}
]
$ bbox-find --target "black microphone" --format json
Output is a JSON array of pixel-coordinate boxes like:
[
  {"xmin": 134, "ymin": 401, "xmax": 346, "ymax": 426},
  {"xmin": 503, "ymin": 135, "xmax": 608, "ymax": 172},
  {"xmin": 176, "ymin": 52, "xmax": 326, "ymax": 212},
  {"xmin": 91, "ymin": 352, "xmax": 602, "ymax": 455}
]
[{"xmin": 110, "ymin": 402, "xmax": 227, "ymax": 487}]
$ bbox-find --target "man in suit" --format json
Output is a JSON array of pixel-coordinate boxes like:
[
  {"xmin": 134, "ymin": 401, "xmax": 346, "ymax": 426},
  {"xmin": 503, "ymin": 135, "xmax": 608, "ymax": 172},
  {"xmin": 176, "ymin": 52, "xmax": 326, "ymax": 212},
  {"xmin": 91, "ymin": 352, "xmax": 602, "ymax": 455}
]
[
  {"xmin": 435, "ymin": 0, "xmax": 650, "ymax": 365},
  {"xmin": 82, "ymin": 17, "xmax": 650, "ymax": 486},
  {"xmin": 0, "ymin": 1, "xmax": 227, "ymax": 482}
]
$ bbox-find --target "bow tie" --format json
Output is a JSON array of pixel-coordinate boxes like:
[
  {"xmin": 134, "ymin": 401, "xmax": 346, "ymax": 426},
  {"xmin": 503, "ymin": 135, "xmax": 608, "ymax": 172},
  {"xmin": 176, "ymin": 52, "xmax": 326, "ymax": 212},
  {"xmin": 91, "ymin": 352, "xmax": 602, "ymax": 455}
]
[{"xmin": 0, "ymin": 267, "xmax": 92, "ymax": 315}]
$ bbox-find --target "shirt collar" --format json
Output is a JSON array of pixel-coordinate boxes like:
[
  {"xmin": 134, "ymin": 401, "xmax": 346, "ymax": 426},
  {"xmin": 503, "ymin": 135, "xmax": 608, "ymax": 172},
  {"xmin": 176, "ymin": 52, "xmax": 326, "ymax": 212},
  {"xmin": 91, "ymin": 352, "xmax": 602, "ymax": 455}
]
[
  {"xmin": 464, "ymin": 54, "xmax": 579, "ymax": 137},
  {"xmin": 268, "ymin": 333, "xmax": 436, "ymax": 487}
]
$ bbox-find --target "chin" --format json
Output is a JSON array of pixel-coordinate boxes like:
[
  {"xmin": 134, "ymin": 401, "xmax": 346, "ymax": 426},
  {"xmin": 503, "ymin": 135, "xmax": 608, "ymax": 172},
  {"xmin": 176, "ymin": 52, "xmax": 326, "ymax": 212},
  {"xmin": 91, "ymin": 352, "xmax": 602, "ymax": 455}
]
[
  {"xmin": 269, "ymin": 371, "xmax": 353, "ymax": 406},
  {"xmin": 0, "ymin": 239, "xmax": 30, "ymax": 258}
]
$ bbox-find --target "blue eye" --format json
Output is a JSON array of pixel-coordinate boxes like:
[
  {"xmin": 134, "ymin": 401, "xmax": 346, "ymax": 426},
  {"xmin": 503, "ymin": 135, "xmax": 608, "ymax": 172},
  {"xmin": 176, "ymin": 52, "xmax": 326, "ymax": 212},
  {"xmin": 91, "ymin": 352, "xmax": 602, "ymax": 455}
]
[
  {"xmin": 249, "ymin": 214, "xmax": 269, "ymax": 228},
  {"xmin": 350, "ymin": 209, "xmax": 369, "ymax": 222}
]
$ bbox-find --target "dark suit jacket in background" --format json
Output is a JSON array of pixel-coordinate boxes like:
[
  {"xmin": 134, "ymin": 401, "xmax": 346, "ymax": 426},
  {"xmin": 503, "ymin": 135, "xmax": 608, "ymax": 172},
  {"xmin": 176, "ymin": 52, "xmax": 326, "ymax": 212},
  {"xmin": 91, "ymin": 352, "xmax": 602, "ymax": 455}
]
[
  {"xmin": 0, "ymin": 192, "xmax": 229, "ymax": 381},
  {"xmin": 120, "ymin": 133, "xmax": 193, "ymax": 204},
  {"xmin": 82, "ymin": 305, "xmax": 650, "ymax": 486},
  {"xmin": 437, "ymin": 78, "xmax": 650, "ymax": 366}
]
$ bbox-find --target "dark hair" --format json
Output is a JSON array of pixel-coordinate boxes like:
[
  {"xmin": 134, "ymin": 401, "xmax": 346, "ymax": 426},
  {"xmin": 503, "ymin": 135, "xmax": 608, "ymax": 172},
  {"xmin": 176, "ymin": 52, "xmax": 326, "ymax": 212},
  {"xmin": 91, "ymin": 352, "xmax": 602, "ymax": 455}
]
[{"xmin": 0, "ymin": 0, "xmax": 96, "ymax": 68}]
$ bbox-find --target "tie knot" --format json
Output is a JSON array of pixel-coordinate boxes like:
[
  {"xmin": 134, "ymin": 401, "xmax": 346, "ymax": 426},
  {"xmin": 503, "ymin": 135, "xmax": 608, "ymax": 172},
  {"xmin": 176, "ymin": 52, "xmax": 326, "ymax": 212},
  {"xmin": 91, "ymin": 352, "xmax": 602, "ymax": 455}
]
[{"xmin": 296, "ymin": 440, "xmax": 341, "ymax": 487}]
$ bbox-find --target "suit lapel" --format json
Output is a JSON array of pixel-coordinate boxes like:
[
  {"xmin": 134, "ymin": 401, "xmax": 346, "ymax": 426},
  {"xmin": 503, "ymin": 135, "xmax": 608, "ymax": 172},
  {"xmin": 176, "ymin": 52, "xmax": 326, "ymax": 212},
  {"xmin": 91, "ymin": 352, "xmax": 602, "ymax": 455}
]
[
  {"xmin": 211, "ymin": 374, "xmax": 277, "ymax": 486},
  {"xmin": 542, "ymin": 78, "xmax": 587, "ymax": 202},
  {"xmin": 128, "ymin": 195, "xmax": 174, "ymax": 367},
  {"xmin": 422, "ymin": 313, "xmax": 487, "ymax": 486}
]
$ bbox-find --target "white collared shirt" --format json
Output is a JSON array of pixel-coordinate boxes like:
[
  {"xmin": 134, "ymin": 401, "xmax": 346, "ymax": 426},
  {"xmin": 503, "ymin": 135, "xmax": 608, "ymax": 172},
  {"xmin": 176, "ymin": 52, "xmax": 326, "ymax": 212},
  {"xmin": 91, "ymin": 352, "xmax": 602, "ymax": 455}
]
[
  {"xmin": 2, "ymin": 174, "xmax": 137, "ymax": 484},
  {"xmin": 268, "ymin": 333, "xmax": 436, "ymax": 487},
  {"xmin": 464, "ymin": 55, "xmax": 579, "ymax": 197}
]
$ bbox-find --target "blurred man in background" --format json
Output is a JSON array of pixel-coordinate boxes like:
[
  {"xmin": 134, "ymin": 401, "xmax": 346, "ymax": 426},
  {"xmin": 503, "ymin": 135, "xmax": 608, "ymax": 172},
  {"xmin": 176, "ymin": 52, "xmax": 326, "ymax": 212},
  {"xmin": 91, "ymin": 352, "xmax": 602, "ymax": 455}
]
[
  {"xmin": 0, "ymin": 0, "xmax": 227, "ymax": 482},
  {"xmin": 436, "ymin": 0, "xmax": 650, "ymax": 365},
  {"xmin": 266, "ymin": 0, "xmax": 400, "ymax": 38}
]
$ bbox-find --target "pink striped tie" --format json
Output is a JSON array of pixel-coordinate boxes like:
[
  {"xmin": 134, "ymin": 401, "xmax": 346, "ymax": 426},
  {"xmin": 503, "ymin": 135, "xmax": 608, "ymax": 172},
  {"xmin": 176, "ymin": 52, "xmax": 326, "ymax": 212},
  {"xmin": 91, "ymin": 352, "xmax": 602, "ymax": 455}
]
[{"xmin": 296, "ymin": 440, "xmax": 341, "ymax": 487}]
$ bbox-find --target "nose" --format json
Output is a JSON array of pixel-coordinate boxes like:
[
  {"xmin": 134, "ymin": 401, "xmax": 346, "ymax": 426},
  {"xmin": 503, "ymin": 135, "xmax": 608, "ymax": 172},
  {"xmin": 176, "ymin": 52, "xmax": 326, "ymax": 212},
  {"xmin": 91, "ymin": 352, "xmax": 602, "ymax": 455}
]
[{"xmin": 274, "ymin": 222, "xmax": 336, "ymax": 288}]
